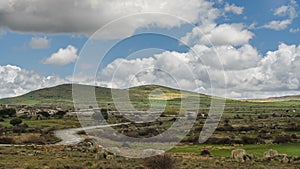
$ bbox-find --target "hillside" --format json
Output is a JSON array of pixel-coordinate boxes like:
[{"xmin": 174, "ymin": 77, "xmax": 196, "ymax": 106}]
[
  {"xmin": 0, "ymin": 84, "xmax": 299, "ymax": 113},
  {"xmin": 0, "ymin": 84, "xmax": 214, "ymax": 108}
]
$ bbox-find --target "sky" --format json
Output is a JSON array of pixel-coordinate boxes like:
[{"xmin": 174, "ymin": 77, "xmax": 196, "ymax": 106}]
[{"xmin": 0, "ymin": 0, "xmax": 300, "ymax": 99}]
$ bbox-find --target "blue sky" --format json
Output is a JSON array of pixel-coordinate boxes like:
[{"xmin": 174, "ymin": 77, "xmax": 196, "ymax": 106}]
[{"xmin": 0, "ymin": 0, "xmax": 300, "ymax": 98}]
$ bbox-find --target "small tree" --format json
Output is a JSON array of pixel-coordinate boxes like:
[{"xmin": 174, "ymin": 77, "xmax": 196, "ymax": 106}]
[
  {"xmin": 0, "ymin": 108, "xmax": 16, "ymax": 117},
  {"xmin": 10, "ymin": 118, "xmax": 22, "ymax": 126}
]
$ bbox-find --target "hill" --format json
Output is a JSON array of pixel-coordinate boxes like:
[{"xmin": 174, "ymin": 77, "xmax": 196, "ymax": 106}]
[
  {"xmin": 0, "ymin": 84, "xmax": 299, "ymax": 113},
  {"xmin": 0, "ymin": 84, "xmax": 213, "ymax": 108}
]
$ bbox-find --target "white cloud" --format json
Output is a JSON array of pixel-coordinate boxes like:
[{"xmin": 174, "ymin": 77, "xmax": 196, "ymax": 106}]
[
  {"xmin": 0, "ymin": 65, "xmax": 67, "ymax": 98},
  {"xmin": 29, "ymin": 37, "xmax": 50, "ymax": 49},
  {"xmin": 262, "ymin": 1, "xmax": 298, "ymax": 31},
  {"xmin": 0, "ymin": 0, "xmax": 219, "ymax": 39},
  {"xmin": 290, "ymin": 28, "xmax": 300, "ymax": 33},
  {"xmin": 262, "ymin": 19, "xmax": 292, "ymax": 30},
  {"xmin": 224, "ymin": 3, "xmax": 244, "ymax": 15},
  {"xmin": 43, "ymin": 45, "xmax": 79, "ymax": 66},
  {"xmin": 181, "ymin": 23, "xmax": 254, "ymax": 46},
  {"xmin": 97, "ymin": 43, "xmax": 300, "ymax": 99},
  {"xmin": 2, "ymin": 43, "xmax": 300, "ymax": 99},
  {"xmin": 274, "ymin": 5, "xmax": 289, "ymax": 16}
]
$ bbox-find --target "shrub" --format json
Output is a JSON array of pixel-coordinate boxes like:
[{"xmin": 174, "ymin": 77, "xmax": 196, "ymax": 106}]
[
  {"xmin": 273, "ymin": 135, "xmax": 291, "ymax": 144},
  {"xmin": 92, "ymin": 110, "xmax": 108, "ymax": 121},
  {"xmin": 38, "ymin": 111, "xmax": 50, "ymax": 118},
  {"xmin": 205, "ymin": 137, "xmax": 231, "ymax": 144},
  {"xmin": 0, "ymin": 137, "xmax": 15, "ymax": 144},
  {"xmin": 241, "ymin": 136, "xmax": 259, "ymax": 144},
  {"xmin": 22, "ymin": 135, "xmax": 46, "ymax": 144},
  {"xmin": 145, "ymin": 153, "xmax": 176, "ymax": 169},
  {"xmin": 54, "ymin": 111, "xmax": 67, "ymax": 118},
  {"xmin": 10, "ymin": 118, "xmax": 22, "ymax": 126},
  {"xmin": 0, "ymin": 108, "xmax": 16, "ymax": 117},
  {"xmin": 200, "ymin": 149, "xmax": 211, "ymax": 156}
]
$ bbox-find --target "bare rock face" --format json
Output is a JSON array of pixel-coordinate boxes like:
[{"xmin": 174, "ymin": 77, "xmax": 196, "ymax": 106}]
[
  {"xmin": 231, "ymin": 149, "xmax": 248, "ymax": 162},
  {"xmin": 264, "ymin": 149, "xmax": 279, "ymax": 159}
]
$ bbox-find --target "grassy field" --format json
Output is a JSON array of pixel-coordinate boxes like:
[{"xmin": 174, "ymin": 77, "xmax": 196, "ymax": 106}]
[
  {"xmin": 0, "ymin": 118, "xmax": 80, "ymax": 131},
  {"xmin": 170, "ymin": 143, "xmax": 300, "ymax": 157}
]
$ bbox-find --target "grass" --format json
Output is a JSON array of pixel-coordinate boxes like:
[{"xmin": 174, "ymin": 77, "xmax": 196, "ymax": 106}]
[
  {"xmin": 0, "ymin": 118, "xmax": 80, "ymax": 130},
  {"xmin": 169, "ymin": 143, "xmax": 300, "ymax": 157}
]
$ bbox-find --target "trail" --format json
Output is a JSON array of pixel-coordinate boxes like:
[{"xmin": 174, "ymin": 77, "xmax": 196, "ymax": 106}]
[{"xmin": 54, "ymin": 123, "xmax": 129, "ymax": 145}]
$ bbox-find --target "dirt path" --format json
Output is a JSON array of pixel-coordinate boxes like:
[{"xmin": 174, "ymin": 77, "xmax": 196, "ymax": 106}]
[{"xmin": 54, "ymin": 123, "xmax": 129, "ymax": 145}]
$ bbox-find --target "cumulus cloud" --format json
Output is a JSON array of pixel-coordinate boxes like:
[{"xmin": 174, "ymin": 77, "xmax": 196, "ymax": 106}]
[
  {"xmin": 181, "ymin": 23, "xmax": 254, "ymax": 46},
  {"xmin": 43, "ymin": 45, "xmax": 79, "ymax": 66},
  {"xmin": 262, "ymin": 19, "xmax": 292, "ymax": 30},
  {"xmin": 2, "ymin": 43, "xmax": 300, "ymax": 99},
  {"xmin": 224, "ymin": 3, "xmax": 244, "ymax": 15},
  {"xmin": 97, "ymin": 43, "xmax": 300, "ymax": 99},
  {"xmin": 0, "ymin": 0, "xmax": 219, "ymax": 39},
  {"xmin": 29, "ymin": 37, "xmax": 50, "ymax": 49},
  {"xmin": 262, "ymin": 1, "xmax": 298, "ymax": 31},
  {"xmin": 0, "ymin": 65, "xmax": 67, "ymax": 98}
]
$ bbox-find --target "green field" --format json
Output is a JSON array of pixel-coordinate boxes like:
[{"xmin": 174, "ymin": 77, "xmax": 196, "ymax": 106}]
[
  {"xmin": 170, "ymin": 143, "xmax": 300, "ymax": 157},
  {"xmin": 0, "ymin": 118, "xmax": 80, "ymax": 130}
]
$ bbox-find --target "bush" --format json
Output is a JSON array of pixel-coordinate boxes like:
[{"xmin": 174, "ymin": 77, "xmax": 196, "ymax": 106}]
[
  {"xmin": 205, "ymin": 137, "xmax": 231, "ymax": 144},
  {"xmin": 273, "ymin": 135, "xmax": 291, "ymax": 144},
  {"xmin": 241, "ymin": 136, "xmax": 260, "ymax": 144},
  {"xmin": 54, "ymin": 111, "xmax": 67, "ymax": 118},
  {"xmin": 92, "ymin": 110, "xmax": 108, "ymax": 121},
  {"xmin": 145, "ymin": 154, "xmax": 176, "ymax": 169},
  {"xmin": 38, "ymin": 111, "xmax": 50, "ymax": 118},
  {"xmin": 10, "ymin": 118, "xmax": 22, "ymax": 126},
  {"xmin": 22, "ymin": 135, "xmax": 46, "ymax": 144},
  {"xmin": 200, "ymin": 149, "xmax": 211, "ymax": 156},
  {"xmin": 0, "ymin": 137, "xmax": 15, "ymax": 144},
  {"xmin": 0, "ymin": 108, "xmax": 16, "ymax": 117}
]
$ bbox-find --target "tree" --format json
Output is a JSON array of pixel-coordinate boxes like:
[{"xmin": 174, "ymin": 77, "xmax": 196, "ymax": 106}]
[
  {"xmin": 0, "ymin": 108, "xmax": 16, "ymax": 117},
  {"xmin": 10, "ymin": 118, "xmax": 22, "ymax": 126}
]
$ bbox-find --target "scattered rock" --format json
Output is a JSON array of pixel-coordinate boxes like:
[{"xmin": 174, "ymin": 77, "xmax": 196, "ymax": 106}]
[
  {"xmin": 142, "ymin": 149, "xmax": 165, "ymax": 157},
  {"xmin": 264, "ymin": 149, "xmax": 278, "ymax": 159},
  {"xmin": 231, "ymin": 149, "xmax": 248, "ymax": 162}
]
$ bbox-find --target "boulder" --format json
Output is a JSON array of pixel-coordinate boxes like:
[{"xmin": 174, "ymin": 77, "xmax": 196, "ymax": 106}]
[
  {"xmin": 142, "ymin": 149, "xmax": 165, "ymax": 157},
  {"xmin": 231, "ymin": 149, "xmax": 248, "ymax": 162},
  {"xmin": 264, "ymin": 149, "xmax": 278, "ymax": 159}
]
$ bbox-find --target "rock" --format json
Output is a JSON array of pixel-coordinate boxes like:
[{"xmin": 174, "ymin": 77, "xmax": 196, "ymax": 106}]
[
  {"xmin": 142, "ymin": 149, "xmax": 165, "ymax": 157},
  {"xmin": 107, "ymin": 147, "xmax": 120, "ymax": 155},
  {"xmin": 231, "ymin": 149, "xmax": 247, "ymax": 162},
  {"xmin": 282, "ymin": 155, "xmax": 289, "ymax": 163},
  {"xmin": 264, "ymin": 149, "xmax": 278, "ymax": 159}
]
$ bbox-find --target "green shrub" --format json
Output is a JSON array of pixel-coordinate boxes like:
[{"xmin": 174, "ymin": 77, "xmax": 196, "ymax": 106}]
[{"xmin": 10, "ymin": 118, "xmax": 22, "ymax": 126}]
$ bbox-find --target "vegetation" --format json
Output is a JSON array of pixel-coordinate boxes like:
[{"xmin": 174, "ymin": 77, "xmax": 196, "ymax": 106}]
[
  {"xmin": 0, "ymin": 84, "xmax": 299, "ymax": 168},
  {"xmin": 9, "ymin": 118, "xmax": 22, "ymax": 126}
]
